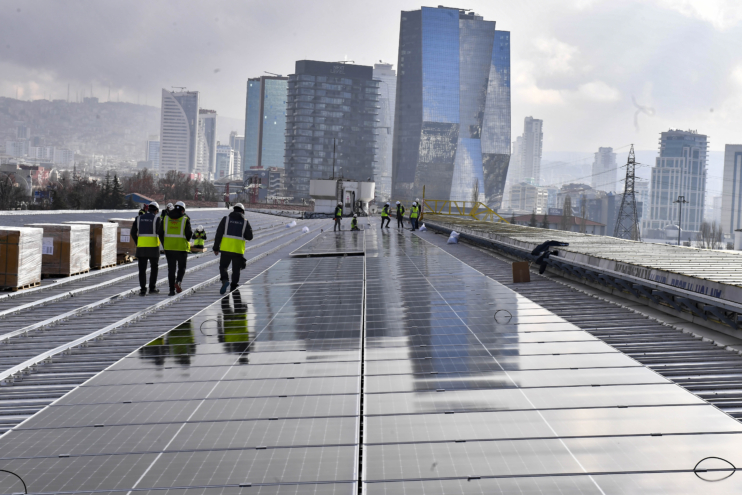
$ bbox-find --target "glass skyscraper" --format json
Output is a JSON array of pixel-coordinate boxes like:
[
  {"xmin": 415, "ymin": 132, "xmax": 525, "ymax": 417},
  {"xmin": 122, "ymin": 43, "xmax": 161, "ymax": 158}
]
[
  {"xmin": 392, "ymin": 7, "xmax": 511, "ymax": 208},
  {"xmin": 159, "ymin": 89, "xmax": 199, "ymax": 174},
  {"xmin": 284, "ymin": 60, "xmax": 379, "ymax": 200},
  {"xmin": 373, "ymin": 63, "xmax": 396, "ymax": 203},
  {"xmin": 243, "ymin": 76, "xmax": 288, "ymax": 174}
]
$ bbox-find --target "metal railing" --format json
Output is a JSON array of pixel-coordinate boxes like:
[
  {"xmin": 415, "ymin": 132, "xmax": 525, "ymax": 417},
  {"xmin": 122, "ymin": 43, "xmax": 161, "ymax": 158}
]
[{"xmin": 422, "ymin": 199, "xmax": 509, "ymax": 223}]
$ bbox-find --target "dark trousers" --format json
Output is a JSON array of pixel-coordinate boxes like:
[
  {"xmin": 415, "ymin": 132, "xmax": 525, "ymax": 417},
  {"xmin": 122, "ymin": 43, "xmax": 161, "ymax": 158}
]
[
  {"xmin": 220, "ymin": 251, "xmax": 243, "ymax": 288},
  {"xmin": 381, "ymin": 216, "xmax": 390, "ymax": 228},
  {"xmin": 165, "ymin": 251, "xmax": 187, "ymax": 290},
  {"xmin": 138, "ymin": 257, "xmax": 159, "ymax": 290},
  {"xmin": 397, "ymin": 216, "xmax": 405, "ymax": 228},
  {"xmin": 334, "ymin": 217, "xmax": 341, "ymax": 231},
  {"xmin": 411, "ymin": 217, "xmax": 419, "ymax": 230}
]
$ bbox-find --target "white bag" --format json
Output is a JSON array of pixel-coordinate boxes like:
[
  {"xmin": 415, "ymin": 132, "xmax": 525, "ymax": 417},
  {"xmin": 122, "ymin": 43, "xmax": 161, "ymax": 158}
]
[
  {"xmin": 447, "ymin": 231, "xmax": 460, "ymax": 244},
  {"xmin": 419, "ymin": 224, "xmax": 427, "ymax": 232},
  {"xmin": 286, "ymin": 220, "xmax": 297, "ymax": 228},
  {"xmin": 302, "ymin": 226, "xmax": 309, "ymax": 233}
]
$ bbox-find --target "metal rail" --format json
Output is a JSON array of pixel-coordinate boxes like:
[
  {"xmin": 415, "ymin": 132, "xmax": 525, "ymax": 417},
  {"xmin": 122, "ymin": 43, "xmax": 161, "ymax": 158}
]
[{"xmin": 423, "ymin": 199, "xmax": 509, "ymax": 223}]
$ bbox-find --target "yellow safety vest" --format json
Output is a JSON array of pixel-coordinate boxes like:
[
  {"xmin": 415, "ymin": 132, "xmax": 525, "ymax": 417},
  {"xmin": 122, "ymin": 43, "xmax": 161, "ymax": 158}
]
[
  {"xmin": 411, "ymin": 206, "xmax": 419, "ymax": 219},
  {"xmin": 163, "ymin": 216, "xmax": 190, "ymax": 252},
  {"xmin": 351, "ymin": 218, "xmax": 358, "ymax": 229},
  {"xmin": 335, "ymin": 207, "xmax": 343, "ymax": 218},
  {"xmin": 193, "ymin": 231, "xmax": 205, "ymax": 247},
  {"xmin": 136, "ymin": 214, "xmax": 160, "ymax": 248},
  {"xmin": 381, "ymin": 206, "xmax": 389, "ymax": 217},
  {"xmin": 221, "ymin": 216, "xmax": 248, "ymax": 254}
]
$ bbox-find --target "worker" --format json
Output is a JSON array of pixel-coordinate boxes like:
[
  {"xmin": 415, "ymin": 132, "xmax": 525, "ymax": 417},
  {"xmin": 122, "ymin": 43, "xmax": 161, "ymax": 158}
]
[
  {"xmin": 138, "ymin": 203, "xmax": 147, "ymax": 216},
  {"xmin": 410, "ymin": 201, "xmax": 420, "ymax": 231},
  {"xmin": 161, "ymin": 203, "xmax": 173, "ymax": 220},
  {"xmin": 381, "ymin": 202, "xmax": 391, "ymax": 228},
  {"xmin": 192, "ymin": 225, "xmax": 207, "ymax": 252},
  {"xmin": 130, "ymin": 201, "xmax": 162, "ymax": 296},
  {"xmin": 396, "ymin": 201, "xmax": 405, "ymax": 229},
  {"xmin": 351, "ymin": 214, "xmax": 360, "ymax": 231},
  {"xmin": 333, "ymin": 202, "xmax": 343, "ymax": 231},
  {"xmin": 159, "ymin": 200, "xmax": 192, "ymax": 296},
  {"xmin": 214, "ymin": 202, "xmax": 254, "ymax": 295}
]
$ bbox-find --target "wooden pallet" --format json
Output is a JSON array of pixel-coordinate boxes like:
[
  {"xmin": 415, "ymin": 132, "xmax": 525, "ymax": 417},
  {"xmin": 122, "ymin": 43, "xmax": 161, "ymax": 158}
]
[
  {"xmin": 98, "ymin": 263, "xmax": 117, "ymax": 270},
  {"xmin": 190, "ymin": 247, "xmax": 206, "ymax": 253},
  {"xmin": 3, "ymin": 281, "xmax": 41, "ymax": 292},
  {"xmin": 42, "ymin": 269, "xmax": 90, "ymax": 280}
]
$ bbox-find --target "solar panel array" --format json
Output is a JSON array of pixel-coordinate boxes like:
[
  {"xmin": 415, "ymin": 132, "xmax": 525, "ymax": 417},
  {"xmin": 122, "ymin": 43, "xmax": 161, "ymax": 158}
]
[{"xmin": 0, "ymin": 228, "xmax": 742, "ymax": 493}]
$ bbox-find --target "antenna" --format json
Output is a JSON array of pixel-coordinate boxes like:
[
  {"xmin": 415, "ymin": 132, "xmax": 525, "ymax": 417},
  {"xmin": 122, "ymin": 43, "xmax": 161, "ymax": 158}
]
[{"xmin": 613, "ymin": 144, "xmax": 641, "ymax": 241}]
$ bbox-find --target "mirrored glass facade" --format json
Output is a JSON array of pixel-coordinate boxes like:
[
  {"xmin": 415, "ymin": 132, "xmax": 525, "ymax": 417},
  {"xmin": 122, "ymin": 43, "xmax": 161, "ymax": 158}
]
[
  {"xmin": 243, "ymin": 76, "xmax": 288, "ymax": 175},
  {"xmin": 285, "ymin": 61, "xmax": 379, "ymax": 200},
  {"xmin": 392, "ymin": 7, "xmax": 511, "ymax": 208}
]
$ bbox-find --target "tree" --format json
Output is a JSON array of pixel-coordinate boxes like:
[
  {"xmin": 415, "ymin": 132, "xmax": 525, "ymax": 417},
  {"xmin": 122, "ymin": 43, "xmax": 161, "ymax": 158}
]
[
  {"xmin": 110, "ymin": 173, "xmax": 125, "ymax": 208},
  {"xmin": 579, "ymin": 195, "xmax": 587, "ymax": 233},
  {"xmin": 541, "ymin": 213, "xmax": 550, "ymax": 229},
  {"xmin": 510, "ymin": 212, "xmax": 516, "ymax": 224},
  {"xmin": 199, "ymin": 180, "xmax": 218, "ymax": 202},
  {"xmin": 560, "ymin": 195, "xmax": 573, "ymax": 231},
  {"xmin": 123, "ymin": 168, "xmax": 157, "ymax": 196},
  {"xmin": 51, "ymin": 189, "xmax": 69, "ymax": 209},
  {"xmin": 0, "ymin": 174, "xmax": 28, "ymax": 210},
  {"xmin": 696, "ymin": 220, "xmax": 723, "ymax": 250},
  {"xmin": 529, "ymin": 210, "xmax": 538, "ymax": 227}
]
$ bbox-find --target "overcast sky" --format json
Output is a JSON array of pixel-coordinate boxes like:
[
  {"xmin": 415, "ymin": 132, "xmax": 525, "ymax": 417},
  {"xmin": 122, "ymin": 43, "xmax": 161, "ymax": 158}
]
[{"xmin": 2, "ymin": 0, "xmax": 741, "ymax": 153}]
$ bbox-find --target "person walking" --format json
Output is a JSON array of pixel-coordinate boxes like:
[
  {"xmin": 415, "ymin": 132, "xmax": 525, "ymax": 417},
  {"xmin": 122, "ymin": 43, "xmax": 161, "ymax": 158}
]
[
  {"xmin": 396, "ymin": 201, "xmax": 405, "ymax": 229},
  {"xmin": 410, "ymin": 201, "xmax": 420, "ymax": 231},
  {"xmin": 160, "ymin": 200, "xmax": 192, "ymax": 296},
  {"xmin": 214, "ymin": 203, "xmax": 254, "ymax": 295},
  {"xmin": 192, "ymin": 225, "xmax": 207, "ymax": 252},
  {"xmin": 333, "ymin": 202, "xmax": 343, "ymax": 231},
  {"xmin": 130, "ymin": 201, "xmax": 162, "ymax": 296},
  {"xmin": 350, "ymin": 214, "xmax": 360, "ymax": 231},
  {"xmin": 380, "ymin": 202, "xmax": 391, "ymax": 228},
  {"xmin": 138, "ymin": 204, "xmax": 147, "ymax": 216}
]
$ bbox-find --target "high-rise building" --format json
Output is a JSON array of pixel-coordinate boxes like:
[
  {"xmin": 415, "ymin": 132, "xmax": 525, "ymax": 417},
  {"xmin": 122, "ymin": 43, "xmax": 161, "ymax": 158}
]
[
  {"xmin": 520, "ymin": 117, "xmax": 543, "ymax": 185},
  {"xmin": 644, "ymin": 129, "xmax": 708, "ymax": 233},
  {"xmin": 373, "ymin": 62, "xmax": 396, "ymax": 203},
  {"xmin": 215, "ymin": 142, "xmax": 234, "ymax": 179},
  {"xmin": 284, "ymin": 61, "xmax": 379, "ymax": 200},
  {"xmin": 16, "ymin": 122, "xmax": 31, "ymax": 140},
  {"xmin": 229, "ymin": 132, "xmax": 244, "ymax": 175},
  {"xmin": 392, "ymin": 7, "xmax": 511, "ymax": 207},
  {"xmin": 197, "ymin": 109, "xmax": 217, "ymax": 175},
  {"xmin": 159, "ymin": 89, "xmax": 199, "ymax": 174},
  {"xmin": 635, "ymin": 178, "xmax": 650, "ymax": 223},
  {"xmin": 592, "ymin": 147, "xmax": 617, "ymax": 192},
  {"xmin": 145, "ymin": 140, "xmax": 160, "ymax": 171},
  {"xmin": 508, "ymin": 182, "xmax": 549, "ymax": 214},
  {"xmin": 721, "ymin": 144, "xmax": 742, "ymax": 235},
  {"xmin": 244, "ymin": 76, "xmax": 288, "ymax": 172}
]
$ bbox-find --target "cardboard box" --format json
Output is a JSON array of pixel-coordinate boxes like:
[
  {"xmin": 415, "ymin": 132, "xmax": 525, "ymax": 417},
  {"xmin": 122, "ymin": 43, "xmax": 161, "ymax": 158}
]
[
  {"xmin": 512, "ymin": 261, "xmax": 531, "ymax": 283},
  {"xmin": 109, "ymin": 218, "xmax": 137, "ymax": 257},
  {"xmin": 65, "ymin": 221, "xmax": 118, "ymax": 269},
  {"xmin": 24, "ymin": 223, "xmax": 90, "ymax": 277},
  {"xmin": 0, "ymin": 227, "xmax": 43, "ymax": 289}
]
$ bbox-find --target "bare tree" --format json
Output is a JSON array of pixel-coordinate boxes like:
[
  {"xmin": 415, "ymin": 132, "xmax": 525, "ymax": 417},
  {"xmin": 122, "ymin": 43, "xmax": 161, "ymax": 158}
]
[
  {"xmin": 696, "ymin": 220, "xmax": 723, "ymax": 250},
  {"xmin": 471, "ymin": 178, "xmax": 479, "ymax": 203},
  {"xmin": 0, "ymin": 173, "xmax": 28, "ymax": 210}
]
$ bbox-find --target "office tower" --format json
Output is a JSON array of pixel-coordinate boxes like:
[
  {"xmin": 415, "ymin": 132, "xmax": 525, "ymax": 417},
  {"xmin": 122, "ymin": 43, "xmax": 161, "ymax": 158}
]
[
  {"xmin": 16, "ymin": 122, "xmax": 31, "ymax": 140},
  {"xmin": 229, "ymin": 132, "xmax": 244, "ymax": 174},
  {"xmin": 592, "ymin": 147, "xmax": 617, "ymax": 192},
  {"xmin": 644, "ymin": 129, "xmax": 708, "ymax": 232},
  {"xmin": 284, "ymin": 61, "xmax": 379, "ymax": 200},
  {"xmin": 215, "ymin": 142, "xmax": 234, "ymax": 179},
  {"xmin": 520, "ymin": 117, "xmax": 543, "ymax": 185},
  {"xmin": 635, "ymin": 178, "xmax": 649, "ymax": 222},
  {"xmin": 244, "ymin": 76, "xmax": 288, "ymax": 172},
  {"xmin": 721, "ymin": 144, "xmax": 742, "ymax": 234},
  {"xmin": 392, "ymin": 7, "xmax": 511, "ymax": 207},
  {"xmin": 508, "ymin": 183, "xmax": 548, "ymax": 214},
  {"xmin": 197, "ymin": 109, "xmax": 217, "ymax": 175},
  {"xmin": 373, "ymin": 63, "xmax": 396, "ymax": 203},
  {"xmin": 159, "ymin": 89, "xmax": 199, "ymax": 174},
  {"xmin": 145, "ymin": 140, "xmax": 160, "ymax": 171}
]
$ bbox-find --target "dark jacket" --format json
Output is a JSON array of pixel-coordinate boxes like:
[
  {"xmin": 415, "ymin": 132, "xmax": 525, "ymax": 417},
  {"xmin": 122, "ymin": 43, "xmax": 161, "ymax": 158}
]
[
  {"xmin": 334, "ymin": 205, "xmax": 343, "ymax": 218},
  {"xmin": 157, "ymin": 209, "xmax": 193, "ymax": 249},
  {"xmin": 214, "ymin": 211, "xmax": 253, "ymax": 252},
  {"xmin": 396, "ymin": 205, "xmax": 405, "ymax": 217},
  {"xmin": 131, "ymin": 213, "xmax": 163, "ymax": 258}
]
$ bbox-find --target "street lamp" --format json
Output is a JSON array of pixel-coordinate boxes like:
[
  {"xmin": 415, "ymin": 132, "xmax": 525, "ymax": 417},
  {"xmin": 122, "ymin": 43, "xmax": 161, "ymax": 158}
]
[{"xmin": 673, "ymin": 195, "xmax": 688, "ymax": 246}]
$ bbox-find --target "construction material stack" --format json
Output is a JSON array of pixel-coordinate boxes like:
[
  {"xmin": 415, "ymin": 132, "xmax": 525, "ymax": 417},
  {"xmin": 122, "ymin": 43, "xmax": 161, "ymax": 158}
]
[
  {"xmin": 0, "ymin": 227, "xmax": 43, "ymax": 290},
  {"xmin": 25, "ymin": 223, "xmax": 90, "ymax": 277},
  {"xmin": 109, "ymin": 218, "xmax": 137, "ymax": 262},
  {"xmin": 65, "ymin": 221, "xmax": 118, "ymax": 269}
]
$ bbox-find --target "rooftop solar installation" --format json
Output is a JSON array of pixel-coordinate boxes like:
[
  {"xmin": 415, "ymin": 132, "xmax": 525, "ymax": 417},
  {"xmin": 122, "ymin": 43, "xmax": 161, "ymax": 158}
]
[
  {"xmin": 290, "ymin": 230, "xmax": 365, "ymax": 257},
  {"xmin": 0, "ymin": 228, "xmax": 741, "ymax": 493}
]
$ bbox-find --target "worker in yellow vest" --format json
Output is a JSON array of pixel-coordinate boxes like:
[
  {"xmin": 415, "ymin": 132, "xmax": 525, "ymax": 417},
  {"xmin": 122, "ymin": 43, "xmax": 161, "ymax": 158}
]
[
  {"xmin": 159, "ymin": 200, "xmax": 192, "ymax": 296},
  {"xmin": 334, "ymin": 202, "xmax": 343, "ymax": 232},
  {"xmin": 351, "ymin": 214, "xmax": 360, "ymax": 231},
  {"xmin": 130, "ymin": 201, "xmax": 162, "ymax": 296},
  {"xmin": 214, "ymin": 203, "xmax": 253, "ymax": 294},
  {"xmin": 410, "ymin": 202, "xmax": 420, "ymax": 231},
  {"xmin": 396, "ymin": 201, "xmax": 405, "ymax": 229},
  {"xmin": 381, "ymin": 202, "xmax": 391, "ymax": 229},
  {"xmin": 192, "ymin": 225, "xmax": 207, "ymax": 252}
]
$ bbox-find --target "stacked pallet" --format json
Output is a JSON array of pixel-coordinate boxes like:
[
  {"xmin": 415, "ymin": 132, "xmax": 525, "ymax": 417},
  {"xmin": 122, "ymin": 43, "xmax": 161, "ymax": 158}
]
[
  {"xmin": 65, "ymin": 221, "xmax": 118, "ymax": 269},
  {"xmin": 0, "ymin": 227, "xmax": 43, "ymax": 290},
  {"xmin": 109, "ymin": 217, "xmax": 137, "ymax": 262},
  {"xmin": 25, "ymin": 223, "xmax": 90, "ymax": 277}
]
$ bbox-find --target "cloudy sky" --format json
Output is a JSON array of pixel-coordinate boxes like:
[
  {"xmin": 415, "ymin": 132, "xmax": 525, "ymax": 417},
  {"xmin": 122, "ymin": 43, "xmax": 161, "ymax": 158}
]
[{"xmin": 2, "ymin": 0, "xmax": 741, "ymax": 154}]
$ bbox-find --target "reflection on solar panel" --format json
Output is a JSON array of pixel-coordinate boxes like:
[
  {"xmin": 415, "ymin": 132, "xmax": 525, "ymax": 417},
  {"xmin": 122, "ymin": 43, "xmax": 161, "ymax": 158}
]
[
  {"xmin": 1, "ymin": 229, "xmax": 741, "ymax": 493},
  {"xmin": 291, "ymin": 231, "xmax": 365, "ymax": 257}
]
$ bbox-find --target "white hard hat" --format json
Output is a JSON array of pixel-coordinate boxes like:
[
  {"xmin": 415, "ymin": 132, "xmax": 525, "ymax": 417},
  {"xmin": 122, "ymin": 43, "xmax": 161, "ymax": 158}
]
[
  {"xmin": 175, "ymin": 201, "xmax": 186, "ymax": 210},
  {"xmin": 396, "ymin": 201, "xmax": 400, "ymax": 205},
  {"xmin": 416, "ymin": 198, "xmax": 420, "ymax": 201},
  {"xmin": 167, "ymin": 203, "xmax": 174, "ymax": 210},
  {"xmin": 385, "ymin": 202, "xmax": 390, "ymax": 205},
  {"xmin": 338, "ymin": 202, "xmax": 342, "ymax": 205},
  {"xmin": 149, "ymin": 201, "xmax": 159, "ymax": 210},
  {"xmin": 198, "ymin": 225, "xmax": 203, "ymax": 230},
  {"xmin": 353, "ymin": 214, "xmax": 357, "ymax": 218},
  {"xmin": 412, "ymin": 202, "xmax": 417, "ymax": 206},
  {"xmin": 233, "ymin": 203, "xmax": 245, "ymax": 210}
]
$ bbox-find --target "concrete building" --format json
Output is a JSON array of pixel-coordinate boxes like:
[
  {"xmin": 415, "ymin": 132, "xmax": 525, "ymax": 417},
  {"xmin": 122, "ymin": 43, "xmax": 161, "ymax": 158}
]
[
  {"xmin": 229, "ymin": 131, "xmax": 245, "ymax": 173},
  {"xmin": 644, "ymin": 129, "xmax": 708, "ymax": 234},
  {"xmin": 284, "ymin": 61, "xmax": 379, "ymax": 200},
  {"xmin": 16, "ymin": 122, "xmax": 31, "ymax": 140},
  {"xmin": 197, "ymin": 109, "xmax": 217, "ymax": 176},
  {"xmin": 392, "ymin": 6, "xmax": 511, "ymax": 207},
  {"xmin": 159, "ymin": 89, "xmax": 200, "ymax": 174},
  {"xmin": 5, "ymin": 140, "xmax": 29, "ymax": 157},
  {"xmin": 592, "ymin": 147, "xmax": 617, "ymax": 192},
  {"xmin": 508, "ymin": 182, "xmax": 549, "ymax": 214},
  {"xmin": 145, "ymin": 140, "xmax": 160, "ymax": 171},
  {"xmin": 635, "ymin": 178, "xmax": 649, "ymax": 223},
  {"xmin": 215, "ymin": 143, "xmax": 234, "ymax": 179},
  {"xmin": 244, "ymin": 76, "xmax": 288, "ymax": 172},
  {"xmin": 52, "ymin": 148, "xmax": 74, "ymax": 165},
  {"xmin": 721, "ymin": 144, "xmax": 742, "ymax": 236},
  {"xmin": 519, "ymin": 117, "xmax": 543, "ymax": 185},
  {"xmin": 373, "ymin": 62, "xmax": 396, "ymax": 203}
]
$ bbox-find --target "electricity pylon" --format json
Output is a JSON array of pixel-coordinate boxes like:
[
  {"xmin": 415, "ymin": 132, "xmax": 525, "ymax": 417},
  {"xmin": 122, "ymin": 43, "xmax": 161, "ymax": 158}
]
[{"xmin": 614, "ymin": 144, "xmax": 641, "ymax": 241}]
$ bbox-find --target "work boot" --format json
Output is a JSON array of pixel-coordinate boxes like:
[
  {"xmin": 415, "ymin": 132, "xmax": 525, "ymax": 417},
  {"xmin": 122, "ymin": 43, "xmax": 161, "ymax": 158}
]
[
  {"xmin": 220, "ymin": 280, "xmax": 230, "ymax": 295},
  {"xmin": 175, "ymin": 281, "xmax": 182, "ymax": 293},
  {"xmin": 149, "ymin": 287, "xmax": 160, "ymax": 294},
  {"xmin": 168, "ymin": 289, "xmax": 175, "ymax": 297},
  {"xmin": 139, "ymin": 288, "xmax": 147, "ymax": 296}
]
